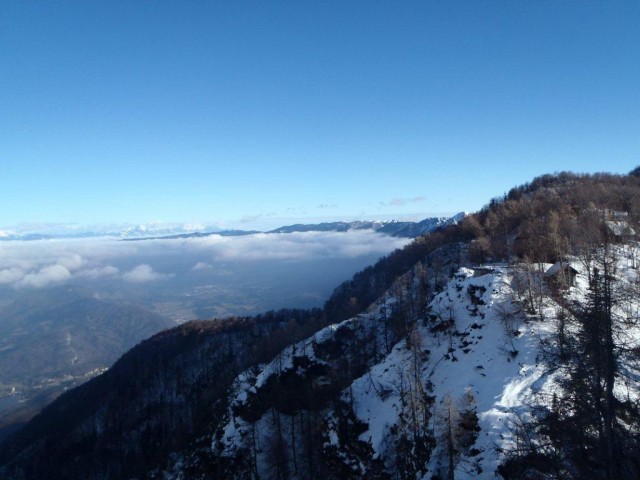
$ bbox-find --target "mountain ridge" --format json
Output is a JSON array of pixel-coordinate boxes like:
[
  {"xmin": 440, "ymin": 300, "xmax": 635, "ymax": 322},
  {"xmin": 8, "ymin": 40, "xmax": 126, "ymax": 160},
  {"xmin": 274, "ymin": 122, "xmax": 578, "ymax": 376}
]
[{"xmin": 0, "ymin": 213, "xmax": 465, "ymax": 242}]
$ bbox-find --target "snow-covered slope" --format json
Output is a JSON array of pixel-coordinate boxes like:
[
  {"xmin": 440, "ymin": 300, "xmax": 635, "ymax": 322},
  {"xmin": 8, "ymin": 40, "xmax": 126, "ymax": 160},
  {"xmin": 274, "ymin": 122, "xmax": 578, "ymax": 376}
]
[{"xmin": 170, "ymin": 248, "xmax": 640, "ymax": 479}]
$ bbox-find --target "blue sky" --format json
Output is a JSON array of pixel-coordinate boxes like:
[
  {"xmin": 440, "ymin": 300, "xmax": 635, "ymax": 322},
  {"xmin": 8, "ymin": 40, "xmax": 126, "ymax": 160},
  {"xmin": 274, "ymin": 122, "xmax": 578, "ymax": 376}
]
[{"xmin": 2, "ymin": 1, "xmax": 639, "ymax": 230}]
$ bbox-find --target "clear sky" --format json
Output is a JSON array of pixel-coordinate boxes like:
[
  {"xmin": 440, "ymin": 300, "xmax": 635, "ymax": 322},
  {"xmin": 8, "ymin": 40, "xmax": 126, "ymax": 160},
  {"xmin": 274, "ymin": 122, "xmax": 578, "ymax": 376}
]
[{"xmin": 2, "ymin": 1, "xmax": 639, "ymax": 230}]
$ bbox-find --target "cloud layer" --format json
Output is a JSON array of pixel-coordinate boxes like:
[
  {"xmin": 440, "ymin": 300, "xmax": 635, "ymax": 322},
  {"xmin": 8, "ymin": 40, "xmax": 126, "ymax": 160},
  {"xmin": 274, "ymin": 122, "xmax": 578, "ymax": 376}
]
[{"xmin": 0, "ymin": 231, "xmax": 409, "ymax": 290}]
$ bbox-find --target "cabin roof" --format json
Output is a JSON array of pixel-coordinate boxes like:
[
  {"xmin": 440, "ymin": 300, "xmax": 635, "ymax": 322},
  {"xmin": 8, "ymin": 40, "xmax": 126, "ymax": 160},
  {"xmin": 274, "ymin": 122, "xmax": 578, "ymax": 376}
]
[
  {"xmin": 545, "ymin": 262, "xmax": 579, "ymax": 277},
  {"xmin": 605, "ymin": 220, "xmax": 635, "ymax": 237}
]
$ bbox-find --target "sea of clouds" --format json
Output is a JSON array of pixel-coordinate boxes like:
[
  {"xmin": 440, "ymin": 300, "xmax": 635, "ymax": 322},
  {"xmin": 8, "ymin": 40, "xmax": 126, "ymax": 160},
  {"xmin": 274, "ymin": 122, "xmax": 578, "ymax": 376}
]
[{"xmin": 0, "ymin": 231, "xmax": 410, "ymax": 291}]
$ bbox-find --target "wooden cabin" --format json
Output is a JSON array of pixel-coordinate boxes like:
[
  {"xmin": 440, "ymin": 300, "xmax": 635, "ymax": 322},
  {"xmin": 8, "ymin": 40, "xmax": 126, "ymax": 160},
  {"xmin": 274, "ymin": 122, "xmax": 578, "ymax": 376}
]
[
  {"xmin": 604, "ymin": 220, "xmax": 636, "ymax": 243},
  {"xmin": 545, "ymin": 262, "xmax": 579, "ymax": 289}
]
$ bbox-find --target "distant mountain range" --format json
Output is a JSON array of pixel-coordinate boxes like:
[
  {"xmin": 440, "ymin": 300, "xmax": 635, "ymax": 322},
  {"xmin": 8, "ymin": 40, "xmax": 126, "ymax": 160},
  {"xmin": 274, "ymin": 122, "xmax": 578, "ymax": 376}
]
[
  {"xmin": 0, "ymin": 233, "xmax": 56, "ymax": 241},
  {"xmin": 267, "ymin": 213, "xmax": 465, "ymax": 237},
  {"xmin": 0, "ymin": 223, "xmax": 221, "ymax": 241},
  {"xmin": 0, "ymin": 213, "xmax": 465, "ymax": 242}
]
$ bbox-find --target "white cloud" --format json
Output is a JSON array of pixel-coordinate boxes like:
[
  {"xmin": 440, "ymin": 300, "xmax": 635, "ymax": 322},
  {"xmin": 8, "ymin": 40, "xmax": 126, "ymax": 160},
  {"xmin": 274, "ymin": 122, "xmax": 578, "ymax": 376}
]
[
  {"xmin": 380, "ymin": 196, "xmax": 427, "ymax": 207},
  {"xmin": 58, "ymin": 253, "xmax": 84, "ymax": 271},
  {"xmin": 123, "ymin": 264, "xmax": 173, "ymax": 283},
  {"xmin": 0, "ymin": 267, "xmax": 25, "ymax": 285},
  {"xmin": 17, "ymin": 264, "xmax": 71, "ymax": 288},
  {"xmin": 192, "ymin": 262, "xmax": 212, "ymax": 271},
  {"xmin": 240, "ymin": 214, "xmax": 263, "ymax": 224},
  {"xmin": 76, "ymin": 265, "xmax": 120, "ymax": 279}
]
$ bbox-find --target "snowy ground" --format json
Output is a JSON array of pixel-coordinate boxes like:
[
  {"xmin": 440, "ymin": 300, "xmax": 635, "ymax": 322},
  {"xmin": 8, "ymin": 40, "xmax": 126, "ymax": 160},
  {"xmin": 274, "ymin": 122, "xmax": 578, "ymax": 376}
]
[
  {"xmin": 208, "ymin": 250, "xmax": 640, "ymax": 479},
  {"xmin": 342, "ymin": 267, "xmax": 560, "ymax": 478}
]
